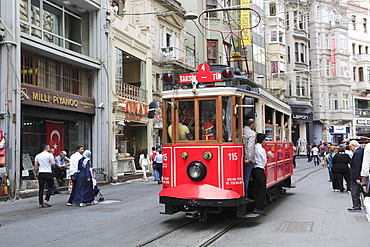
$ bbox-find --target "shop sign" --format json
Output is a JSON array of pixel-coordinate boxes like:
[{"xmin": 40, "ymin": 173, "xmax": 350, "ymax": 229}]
[
  {"xmin": 21, "ymin": 84, "xmax": 95, "ymax": 114},
  {"xmin": 292, "ymin": 113, "xmax": 312, "ymax": 122},
  {"xmin": 356, "ymin": 119, "xmax": 370, "ymax": 125},
  {"xmin": 329, "ymin": 125, "xmax": 350, "ymax": 133},
  {"xmin": 116, "ymin": 98, "xmax": 148, "ymax": 116}
]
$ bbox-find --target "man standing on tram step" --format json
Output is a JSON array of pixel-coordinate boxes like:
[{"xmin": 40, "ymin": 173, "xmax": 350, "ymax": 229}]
[
  {"xmin": 34, "ymin": 144, "xmax": 56, "ymax": 208},
  {"xmin": 67, "ymin": 146, "xmax": 84, "ymax": 206},
  {"xmin": 348, "ymin": 140, "xmax": 364, "ymax": 211},
  {"xmin": 252, "ymin": 133, "xmax": 267, "ymax": 216},
  {"xmin": 243, "ymin": 118, "xmax": 257, "ymax": 202}
]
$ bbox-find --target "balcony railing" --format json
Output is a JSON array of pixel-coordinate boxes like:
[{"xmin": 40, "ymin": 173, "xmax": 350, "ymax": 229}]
[
  {"xmin": 355, "ymin": 108, "xmax": 370, "ymax": 118},
  {"xmin": 160, "ymin": 46, "xmax": 196, "ymax": 68},
  {"xmin": 115, "ymin": 81, "xmax": 147, "ymax": 103}
]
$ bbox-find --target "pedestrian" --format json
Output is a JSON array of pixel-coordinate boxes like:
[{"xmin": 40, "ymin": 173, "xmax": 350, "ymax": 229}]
[
  {"xmin": 311, "ymin": 145, "xmax": 320, "ymax": 166},
  {"xmin": 361, "ymin": 143, "xmax": 370, "ymax": 194},
  {"xmin": 296, "ymin": 138, "xmax": 302, "ymax": 156},
  {"xmin": 54, "ymin": 151, "xmax": 70, "ymax": 186},
  {"xmin": 139, "ymin": 149, "xmax": 150, "ymax": 182},
  {"xmin": 243, "ymin": 118, "xmax": 257, "ymax": 202},
  {"xmin": 154, "ymin": 150, "xmax": 163, "ymax": 184},
  {"xmin": 332, "ymin": 147, "xmax": 351, "ymax": 193},
  {"xmin": 292, "ymin": 146, "xmax": 296, "ymax": 168},
  {"xmin": 74, "ymin": 150, "xmax": 95, "ymax": 207},
  {"xmin": 48, "ymin": 148, "xmax": 60, "ymax": 195},
  {"xmin": 34, "ymin": 144, "xmax": 55, "ymax": 208},
  {"xmin": 325, "ymin": 145, "xmax": 340, "ymax": 191},
  {"xmin": 348, "ymin": 140, "xmax": 364, "ymax": 211},
  {"xmin": 67, "ymin": 146, "xmax": 84, "ymax": 206},
  {"xmin": 150, "ymin": 147, "xmax": 159, "ymax": 181},
  {"xmin": 306, "ymin": 143, "xmax": 312, "ymax": 162},
  {"xmin": 252, "ymin": 133, "xmax": 267, "ymax": 216}
]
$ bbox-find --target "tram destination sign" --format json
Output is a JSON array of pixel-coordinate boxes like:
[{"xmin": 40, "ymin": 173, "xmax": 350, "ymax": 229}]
[{"xmin": 178, "ymin": 63, "xmax": 222, "ymax": 84}]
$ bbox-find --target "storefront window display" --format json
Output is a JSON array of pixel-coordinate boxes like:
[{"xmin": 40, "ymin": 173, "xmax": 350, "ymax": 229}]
[{"xmin": 21, "ymin": 106, "xmax": 92, "ymax": 180}]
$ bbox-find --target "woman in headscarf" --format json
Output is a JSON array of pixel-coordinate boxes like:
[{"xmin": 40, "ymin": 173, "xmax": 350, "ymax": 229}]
[{"xmin": 74, "ymin": 150, "xmax": 95, "ymax": 206}]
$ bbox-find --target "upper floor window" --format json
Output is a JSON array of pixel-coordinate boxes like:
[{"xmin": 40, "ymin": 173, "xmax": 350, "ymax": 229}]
[
  {"xmin": 21, "ymin": 50, "xmax": 92, "ymax": 97},
  {"xmin": 325, "ymin": 34, "xmax": 329, "ymax": 49},
  {"xmin": 286, "ymin": 12, "xmax": 289, "ymax": 30},
  {"xmin": 270, "ymin": 3, "xmax": 276, "ymax": 16},
  {"xmin": 364, "ymin": 18, "xmax": 367, "ymax": 33},
  {"xmin": 207, "ymin": 40, "xmax": 218, "ymax": 64},
  {"xmin": 359, "ymin": 67, "xmax": 364, "ymax": 82},
  {"xmin": 342, "ymin": 94, "xmax": 349, "ymax": 110},
  {"xmin": 334, "ymin": 94, "xmax": 339, "ymax": 110},
  {"xmin": 352, "ymin": 43, "xmax": 356, "ymax": 55},
  {"xmin": 359, "ymin": 45, "xmax": 363, "ymax": 55},
  {"xmin": 295, "ymin": 42, "xmax": 299, "ymax": 62},
  {"xmin": 206, "ymin": 0, "xmax": 217, "ymax": 18},
  {"xmin": 20, "ymin": 0, "xmax": 83, "ymax": 53},
  {"xmin": 352, "ymin": 15, "xmax": 356, "ymax": 30},
  {"xmin": 271, "ymin": 61, "xmax": 278, "ymax": 73}
]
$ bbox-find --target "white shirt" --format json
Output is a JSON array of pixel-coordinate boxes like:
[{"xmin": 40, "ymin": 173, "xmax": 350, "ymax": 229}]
[
  {"xmin": 35, "ymin": 151, "xmax": 54, "ymax": 173},
  {"xmin": 254, "ymin": 143, "xmax": 267, "ymax": 169},
  {"xmin": 361, "ymin": 143, "xmax": 370, "ymax": 177},
  {"xmin": 69, "ymin": 151, "xmax": 82, "ymax": 176},
  {"xmin": 311, "ymin": 147, "xmax": 319, "ymax": 156}
]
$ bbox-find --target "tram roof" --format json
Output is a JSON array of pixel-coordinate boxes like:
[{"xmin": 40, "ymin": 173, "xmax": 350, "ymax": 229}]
[{"xmin": 161, "ymin": 86, "xmax": 292, "ymax": 114}]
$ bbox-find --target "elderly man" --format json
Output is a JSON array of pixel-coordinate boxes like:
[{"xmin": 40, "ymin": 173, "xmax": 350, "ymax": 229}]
[
  {"xmin": 348, "ymin": 140, "xmax": 364, "ymax": 211},
  {"xmin": 54, "ymin": 151, "xmax": 70, "ymax": 186}
]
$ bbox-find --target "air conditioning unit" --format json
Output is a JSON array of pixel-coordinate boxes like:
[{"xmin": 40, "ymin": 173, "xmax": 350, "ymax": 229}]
[{"xmin": 161, "ymin": 47, "xmax": 173, "ymax": 53}]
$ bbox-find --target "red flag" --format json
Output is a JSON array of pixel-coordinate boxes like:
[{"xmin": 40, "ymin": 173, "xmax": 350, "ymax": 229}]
[{"xmin": 46, "ymin": 121, "xmax": 64, "ymax": 157}]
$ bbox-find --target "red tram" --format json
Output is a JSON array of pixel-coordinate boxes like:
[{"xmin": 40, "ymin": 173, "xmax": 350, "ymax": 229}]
[{"xmin": 158, "ymin": 63, "xmax": 293, "ymax": 219}]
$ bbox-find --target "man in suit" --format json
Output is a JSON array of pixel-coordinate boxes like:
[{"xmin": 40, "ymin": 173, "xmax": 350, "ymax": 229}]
[{"xmin": 348, "ymin": 140, "xmax": 364, "ymax": 211}]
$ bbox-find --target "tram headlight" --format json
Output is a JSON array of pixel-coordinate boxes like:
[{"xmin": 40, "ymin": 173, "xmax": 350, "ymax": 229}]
[{"xmin": 187, "ymin": 161, "xmax": 207, "ymax": 182}]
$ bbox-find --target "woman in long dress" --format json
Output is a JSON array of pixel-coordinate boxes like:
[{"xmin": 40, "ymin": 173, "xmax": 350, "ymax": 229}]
[
  {"xmin": 139, "ymin": 149, "xmax": 150, "ymax": 182},
  {"xmin": 74, "ymin": 150, "xmax": 95, "ymax": 206}
]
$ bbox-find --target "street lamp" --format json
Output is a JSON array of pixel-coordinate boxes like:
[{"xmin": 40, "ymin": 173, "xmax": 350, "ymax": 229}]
[{"xmin": 184, "ymin": 12, "xmax": 198, "ymax": 20}]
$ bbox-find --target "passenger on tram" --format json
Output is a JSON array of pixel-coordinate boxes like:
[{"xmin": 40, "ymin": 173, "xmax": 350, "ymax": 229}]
[
  {"xmin": 168, "ymin": 116, "xmax": 194, "ymax": 141},
  {"xmin": 202, "ymin": 113, "xmax": 216, "ymax": 140}
]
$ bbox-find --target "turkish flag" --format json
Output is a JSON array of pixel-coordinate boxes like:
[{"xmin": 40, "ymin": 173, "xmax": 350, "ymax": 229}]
[{"xmin": 46, "ymin": 121, "xmax": 64, "ymax": 157}]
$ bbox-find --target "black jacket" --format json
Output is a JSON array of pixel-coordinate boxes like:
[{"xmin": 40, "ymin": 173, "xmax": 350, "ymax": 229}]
[
  {"xmin": 332, "ymin": 152, "xmax": 351, "ymax": 172},
  {"xmin": 350, "ymin": 147, "xmax": 364, "ymax": 181}
]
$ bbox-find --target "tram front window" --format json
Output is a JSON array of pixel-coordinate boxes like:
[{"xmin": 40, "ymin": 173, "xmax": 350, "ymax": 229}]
[
  {"xmin": 199, "ymin": 99, "xmax": 217, "ymax": 141},
  {"xmin": 176, "ymin": 101, "xmax": 194, "ymax": 141}
]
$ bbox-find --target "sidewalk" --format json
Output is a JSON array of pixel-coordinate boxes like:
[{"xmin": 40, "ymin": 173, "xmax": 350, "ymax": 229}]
[{"xmin": 0, "ymin": 170, "xmax": 147, "ymax": 201}]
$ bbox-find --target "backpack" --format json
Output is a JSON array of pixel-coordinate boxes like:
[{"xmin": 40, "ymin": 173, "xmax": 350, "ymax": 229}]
[{"xmin": 151, "ymin": 151, "xmax": 157, "ymax": 164}]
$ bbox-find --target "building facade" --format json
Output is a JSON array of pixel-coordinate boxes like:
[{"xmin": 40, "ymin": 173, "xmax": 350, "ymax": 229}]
[
  {"xmin": 309, "ymin": 0, "xmax": 352, "ymax": 144},
  {"xmin": 0, "ymin": 0, "xmax": 110, "ymax": 197}
]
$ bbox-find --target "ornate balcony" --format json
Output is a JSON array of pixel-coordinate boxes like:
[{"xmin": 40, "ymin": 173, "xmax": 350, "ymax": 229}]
[{"xmin": 115, "ymin": 81, "xmax": 147, "ymax": 103}]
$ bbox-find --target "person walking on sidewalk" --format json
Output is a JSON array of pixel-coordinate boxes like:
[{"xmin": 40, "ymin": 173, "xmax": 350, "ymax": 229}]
[
  {"xmin": 150, "ymin": 147, "xmax": 159, "ymax": 181},
  {"xmin": 348, "ymin": 140, "xmax": 364, "ymax": 211},
  {"xmin": 311, "ymin": 145, "xmax": 320, "ymax": 166},
  {"xmin": 139, "ymin": 149, "xmax": 150, "ymax": 182},
  {"xmin": 67, "ymin": 146, "xmax": 84, "ymax": 206},
  {"xmin": 34, "ymin": 144, "xmax": 56, "ymax": 208},
  {"xmin": 154, "ymin": 150, "xmax": 163, "ymax": 184},
  {"xmin": 332, "ymin": 147, "xmax": 351, "ymax": 193}
]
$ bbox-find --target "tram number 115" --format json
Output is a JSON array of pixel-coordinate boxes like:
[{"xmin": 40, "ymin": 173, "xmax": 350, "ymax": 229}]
[{"xmin": 228, "ymin": 153, "xmax": 238, "ymax": 161}]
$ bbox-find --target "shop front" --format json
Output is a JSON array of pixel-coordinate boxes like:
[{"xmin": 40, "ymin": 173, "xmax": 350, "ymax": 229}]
[
  {"xmin": 114, "ymin": 98, "xmax": 149, "ymax": 174},
  {"xmin": 20, "ymin": 84, "xmax": 95, "ymax": 186}
]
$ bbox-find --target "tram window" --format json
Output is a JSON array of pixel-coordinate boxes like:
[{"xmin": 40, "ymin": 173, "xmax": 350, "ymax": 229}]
[
  {"xmin": 222, "ymin": 96, "xmax": 233, "ymax": 142},
  {"xmin": 177, "ymin": 101, "xmax": 194, "ymax": 141},
  {"xmin": 199, "ymin": 99, "xmax": 217, "ymax": 141},
  {"xmin": 165, "ymin": 100, "xmax": 173, "ymax": 143},
  {"xmin": 276, "ymin": 111, "xmax": 283, "ymax": 141},
  {"xmin": 265, "ymin": 106, "xmax": 274, "ymax": 141},
  {"xmin": 243, "ymin": 97, "xmax": 254, "ymax": 118},
  {"xmin": 284, "ymin": 114, "xmax": 289, "ymax": 141}
]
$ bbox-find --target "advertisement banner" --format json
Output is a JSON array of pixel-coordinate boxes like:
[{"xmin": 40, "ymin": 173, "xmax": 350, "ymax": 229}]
[{"xmin": 46, "ymin": 121, "xmax": 64, "ymax": 157}]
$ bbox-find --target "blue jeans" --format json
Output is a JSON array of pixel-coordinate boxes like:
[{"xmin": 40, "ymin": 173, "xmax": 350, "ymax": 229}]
[
  {"xmin": 152, "ymin": 164, "xmax": 159, "ymax": 180},
  {"xmin": 244, "ymin": 162, "xmax": 254, "ymax": 198}
]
